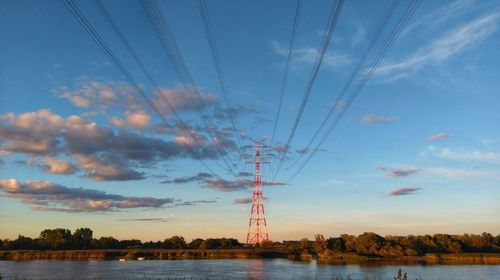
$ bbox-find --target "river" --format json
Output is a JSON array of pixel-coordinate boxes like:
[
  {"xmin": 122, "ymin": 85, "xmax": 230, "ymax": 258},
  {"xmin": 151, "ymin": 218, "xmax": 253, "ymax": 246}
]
[{"xmin": 0, "ymin": 259, "xmax": 499, "ymax": 279}]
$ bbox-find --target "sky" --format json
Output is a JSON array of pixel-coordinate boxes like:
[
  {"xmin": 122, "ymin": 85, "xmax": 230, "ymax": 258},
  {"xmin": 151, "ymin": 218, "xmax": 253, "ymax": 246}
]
[{"xmin": 0, "ymin": 0, "xmax": 499, "ymax": 242}]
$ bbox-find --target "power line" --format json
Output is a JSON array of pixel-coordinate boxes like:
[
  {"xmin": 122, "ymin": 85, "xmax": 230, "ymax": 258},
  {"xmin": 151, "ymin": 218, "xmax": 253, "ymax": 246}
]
[
  {"xmin": 63, "ymin": 0, "xmax": 220, "ymax": 176},
  {"xmin": 284, "ymin": 0, "xmax": 422, "ymax": 182},
  {"xmin": 273, "ymin": 0, "xmax": 345, "ymax": 180},
  {"xmin": 283, "ymin": 0, "xmax": 400, "ymax": 171},
  {"xmin": 141, "ymin": 0, "xmax": 240, "ymax": 175},
  {"xmin": 93, "ymin": 0, "xmax": 230, "ymax": 172},
  {"xmin": 197, "ymin": 0, "xmax": 243, "ymax": 150},
  {"xmin": 270, "ymin": 0, "xmax": 303, "ymax": 146}
]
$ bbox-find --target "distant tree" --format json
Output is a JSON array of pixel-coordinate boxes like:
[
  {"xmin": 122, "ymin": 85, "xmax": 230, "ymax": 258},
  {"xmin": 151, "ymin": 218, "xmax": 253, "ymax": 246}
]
[
  {"xmin": 313, "ymin": 234, "xmax": 327, "ymax": 255},
  {"xmin": 119, "ymin": 239, "xmax": 142, "ymax": 249},
  {"xmin": 39, "ymin": 228, "xmax": 72, "ymax": 249},
  {"xmin": 168, "ymin": 236, "xmax": 187, "ymax": 249},
  {"xmin": 326, "ymin": 237, "xmax": 345, "ymax": 252},
  {"xmin": 8, "ymin": 235, "xmax": 37, "ymax": 250},
  {"xmin": 204, "ymin": 238, "xmax": 221, "ymax": 249},
  {"xmin": 189, "ymin": 238, "xmax": 204, "ymax": 249},
  {"xmin": 72, "ymin": 228, "xmax": 93, "ymax": 249},
  {"xmin": 299, "ymin": 238, "xmax": 310, "ymax": 250},
  {"xmin": 340, "ymin": 234, "xmax": 356, "ymax": 253},
  {"xmin": 93, "ymin": 236, "xmax": 120, "ymax": 249},
  {"xmin": 355, "ymin": 232, "xmax": 384, "ymax": 256},
  {"xmin": 261, "ymin": 239, "xmax": 273, "ymax": 249}
]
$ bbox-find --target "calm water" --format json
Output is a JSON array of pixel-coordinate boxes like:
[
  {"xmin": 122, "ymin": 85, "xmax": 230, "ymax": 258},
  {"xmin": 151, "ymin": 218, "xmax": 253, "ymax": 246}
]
[{"xmin": 0, "ymin": 259, "xmax": 499, "ymax": 279}]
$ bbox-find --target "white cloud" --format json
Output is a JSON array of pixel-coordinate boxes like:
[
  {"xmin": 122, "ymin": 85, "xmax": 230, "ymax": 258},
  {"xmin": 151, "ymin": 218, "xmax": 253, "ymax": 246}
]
[
  {"xmin": 271, "ymin": 40, "xmax": 351, "ymax": 71},
  {"xmin": 426, "ymin": 146, "xmax": 500, "ymax": 162},
  {"xmin": 426, "ymin": 133, "xmax": 451, "ymax": 141},
  {"xmin": 351, "ymin": 23, "xmax": 366, "ymax": 47},
  {"xmin": 376, "ymin": 12, "xmax": 500, "ymax": 78},
  {"xmin": 111, "ymin": 111, "xmax": 152, "ymax": 129},
  {"xmin": 361, "ymin": 114, "xmax": 397, "ymax": 124},
  {"xmin": 426, "ymin": 166, "xmax": 497, "ymax": 179}
]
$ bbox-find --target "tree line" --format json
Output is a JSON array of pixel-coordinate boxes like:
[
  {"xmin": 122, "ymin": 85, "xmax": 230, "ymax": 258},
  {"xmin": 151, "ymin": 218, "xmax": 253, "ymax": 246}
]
[
  {"xmin": 1, "ymin": 228, "xmax": 499, "ymax": 256},
  {"xmin": 306, "ymin": 232, "xmax": 500, "ymax": 257},
  {"xmin": 0, "ymin": 228, "xmax": 241, "ymax": 250}
]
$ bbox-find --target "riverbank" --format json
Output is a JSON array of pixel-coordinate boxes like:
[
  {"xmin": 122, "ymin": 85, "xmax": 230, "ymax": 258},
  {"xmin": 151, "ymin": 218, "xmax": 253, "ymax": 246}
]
[
  {"xmin": 1, "ymin": 249, "xmax": 499, "ymax": 264},
  {"xmin": 316, "ymin": 252, "xmax": 500, "ymax": 265},
  {"xmin": 0, "ymin": 248, "xmax": 288, "ymax": 261}
]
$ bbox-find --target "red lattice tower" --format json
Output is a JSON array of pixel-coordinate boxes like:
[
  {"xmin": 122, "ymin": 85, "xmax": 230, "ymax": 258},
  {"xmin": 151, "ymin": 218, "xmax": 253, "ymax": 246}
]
[{"xmin": 244, "ymin": 139, "xmax": 271, "ymax": 244}]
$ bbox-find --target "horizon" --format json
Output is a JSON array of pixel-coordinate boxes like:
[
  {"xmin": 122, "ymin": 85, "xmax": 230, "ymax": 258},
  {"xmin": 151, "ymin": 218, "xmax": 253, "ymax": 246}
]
[{"xmin": 1, "ymin": 0, "xmax": 499, "ymax": 243}]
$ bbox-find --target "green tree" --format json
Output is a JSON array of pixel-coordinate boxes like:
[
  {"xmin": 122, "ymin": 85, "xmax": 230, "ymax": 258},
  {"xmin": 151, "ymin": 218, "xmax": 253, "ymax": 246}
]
[
  {"xmin": 93, "ymin": 236, "xmax": 120, "ymax": 249},
  {"xmin": 189, "ymin": 238, "xmax": 204, "ymax": 249},
  {"xmin": 313, "ymin": 234, "xmax": 327, "ymax": 255},
  {"xmin": 72, "ymin": 228, "xmax": 93, "ymax": 249},
  {"xmin": 39, "ymin": 228, "xmax": 72, "ymax": 249},
  {"xmin": 168, "ymin": 236, "xmax": 187, "ymax": 249},
  {"xmin": 355, "ymin": 232, "xmax": 384, "ymax": 256},
  {"xmin": 340, "ymin": 234, "xmax": 356, "ymax": 253}
]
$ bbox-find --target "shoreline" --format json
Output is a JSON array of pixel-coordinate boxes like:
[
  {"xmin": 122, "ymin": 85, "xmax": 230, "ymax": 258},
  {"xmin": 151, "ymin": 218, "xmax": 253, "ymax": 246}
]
[{"xmin": 1, "ymin": 249, "xmax": 499, "ymax": 265}]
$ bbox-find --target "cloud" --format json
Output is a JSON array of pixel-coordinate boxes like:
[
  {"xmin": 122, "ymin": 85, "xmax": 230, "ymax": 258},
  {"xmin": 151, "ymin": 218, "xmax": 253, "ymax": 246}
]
[
  {"xmin": 425, "ymin": 146, "xmax": 500, "ymax": 162},
  {"xmin": 0, "ymin": 110, "xmax": 64, "ymax": 154},
  {"xmin": 426, "ymin": 133, "xmax": 451, "ymax": 141},
  {"xmin": 172, "ymin": 199, "xmax": 217, "ymax": 207},
  {"xmin": 59, "ymin": 81, "xmax": 143, "ymax": 113},
  {"xmin": 75, "ymin": 154, "xmax": 145, "ymax": 181},
  {"xmin": 426, "ymin": 166, "xmax": 497, "ymax": 179},
  {"xmin": 361, "ymin": 114, "xmax": 397, "ymax": 124},
  {"xmin": 118, "ymin": 218, "xmax": 175, "ymax": 222},
  {"xmin": 202, "ymin": 179, "xmax": 286, "ymax": 192},
  {"xmin": 154, "ymin": 87, "xmax": 217, "ymax": 114},
  {"xmin": 110, "ymin": 111, "xmax": 151, "ymax": 129},
  {"xmin": 0, "ymin": 110, "xmax": 224, "ymax": 181},
  {"xmin": 376, "ymin": 166, "xmax": 421, "ymax": 177},
  {"xmin": 233, "ymin": 197, "xmax": 268, "ymax": 204},
  {"xmin": 233, "ymin": 198, "xmax": 253, "ymax": 204},
  {"xmin": 202, "ymin": 179, "xmax": 249, "ymax": 192},
  {"xmin": 213, "ymin": 105, "xmax": 258, "ymax": 121},
  {"xmin": 351, "ymin": 23, "xmax": 366, "ymax": 46},
  {"xmin": 161, "ymin": 172, "xmax": 215, "ymax": 184},
  {"xmin": 376, "ymin": 12, "xmax": 500, "ymax": 78},
  {"xmin": 388, "ymin": 187, "xmax": 422, "ymax": 196},
  {"xmin": 273, "ymin": 144, "xmax": 289, "ymax": 153},
  {"xmin": 402, "ymin": 0, "xmax": 491, "ymax": 36},
  {"xmin": 295, "ymin": 147, "xmax": 327, "ymax": 154},
  {"xmin": 272, "ymin": 40, "xmax": 351, "ymax": 71},
  {"xmin": 236, "ymin": 171, "xmax": 253, "ymax": 177},
  {"xmin": 40, "ymin": 157, "xmax": 78, "ymax": 175},
  {"xmin": 0, "ymin": 179, "xmax": 174, "ymax": 212}
]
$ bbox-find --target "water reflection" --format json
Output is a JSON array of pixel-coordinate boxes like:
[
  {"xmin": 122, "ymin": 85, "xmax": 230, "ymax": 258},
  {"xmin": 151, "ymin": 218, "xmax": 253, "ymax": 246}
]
[{"xmin": 0, "ymin": 259, "xmax": 498, "ymax": 280}]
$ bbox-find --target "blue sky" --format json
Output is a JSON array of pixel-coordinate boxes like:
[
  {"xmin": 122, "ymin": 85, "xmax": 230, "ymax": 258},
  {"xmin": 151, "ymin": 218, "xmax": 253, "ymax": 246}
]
[{"xmin": 0, "ymin": 0, "xmax": 499, "ymax": 242}]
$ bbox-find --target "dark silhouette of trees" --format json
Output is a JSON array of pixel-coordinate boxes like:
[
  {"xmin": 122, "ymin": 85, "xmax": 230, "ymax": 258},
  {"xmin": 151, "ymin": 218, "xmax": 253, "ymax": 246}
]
[
  {"xmin": 39, "ymin": 228, "xmax": 72, "ymax": 249},
  {"xmin": 72, "ymin": 228, "xmax": 93, "ymax": 249},
  {"xmin": 1, "ymin": 228, "xmax": 498, "ymax": 256}
]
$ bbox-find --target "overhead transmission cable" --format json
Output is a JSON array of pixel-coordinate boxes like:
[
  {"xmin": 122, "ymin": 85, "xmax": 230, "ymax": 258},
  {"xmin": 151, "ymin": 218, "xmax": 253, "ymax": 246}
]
[
  {"xmin": 142, "ymin": 0, "xmax": 238, "ymax": 173},
  {"xmin": 283, "ymin": 0, "xmax": 400, "ymax": 171},
  {"xmin": 141, "ymin": 0, "xmax": 240, "ymax": 175},
  {"xmin": 197, "ymin": 0, "xmax": 243, "ymax": 150},
  {"xmin": 272, "ymin": 0, "xmax": 345, "ymax": 181},
  {"xmin": 63, "ymin": 0, "xmax": 220, "ymax": 176},
  {"xmin": 92, "ymin": 0, "xmax": 230, "ymax": 173},
  {"xmin": 270, "ymin": 0, "xmax": 303, "ymax": 146},
  {"xmin": 284, "ymin": 0, "xmax": 422, "ymax": 182}
]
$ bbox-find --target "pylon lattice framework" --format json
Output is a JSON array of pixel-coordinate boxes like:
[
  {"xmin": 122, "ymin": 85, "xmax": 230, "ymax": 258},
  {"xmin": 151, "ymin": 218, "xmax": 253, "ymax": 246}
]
[{"xmin": 245, "ymin": 140, "xmax": 271, "ymax": 244}]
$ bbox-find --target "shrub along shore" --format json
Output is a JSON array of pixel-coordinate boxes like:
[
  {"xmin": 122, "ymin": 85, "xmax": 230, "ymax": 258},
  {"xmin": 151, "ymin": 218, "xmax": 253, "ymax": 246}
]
[
  {"xmin": 1, "ymin": 228, "xmax": 499, "ymax": 263},
  {"xmin": 1, "ymin": 248, "xmax": 500, "ymax": 264}
]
